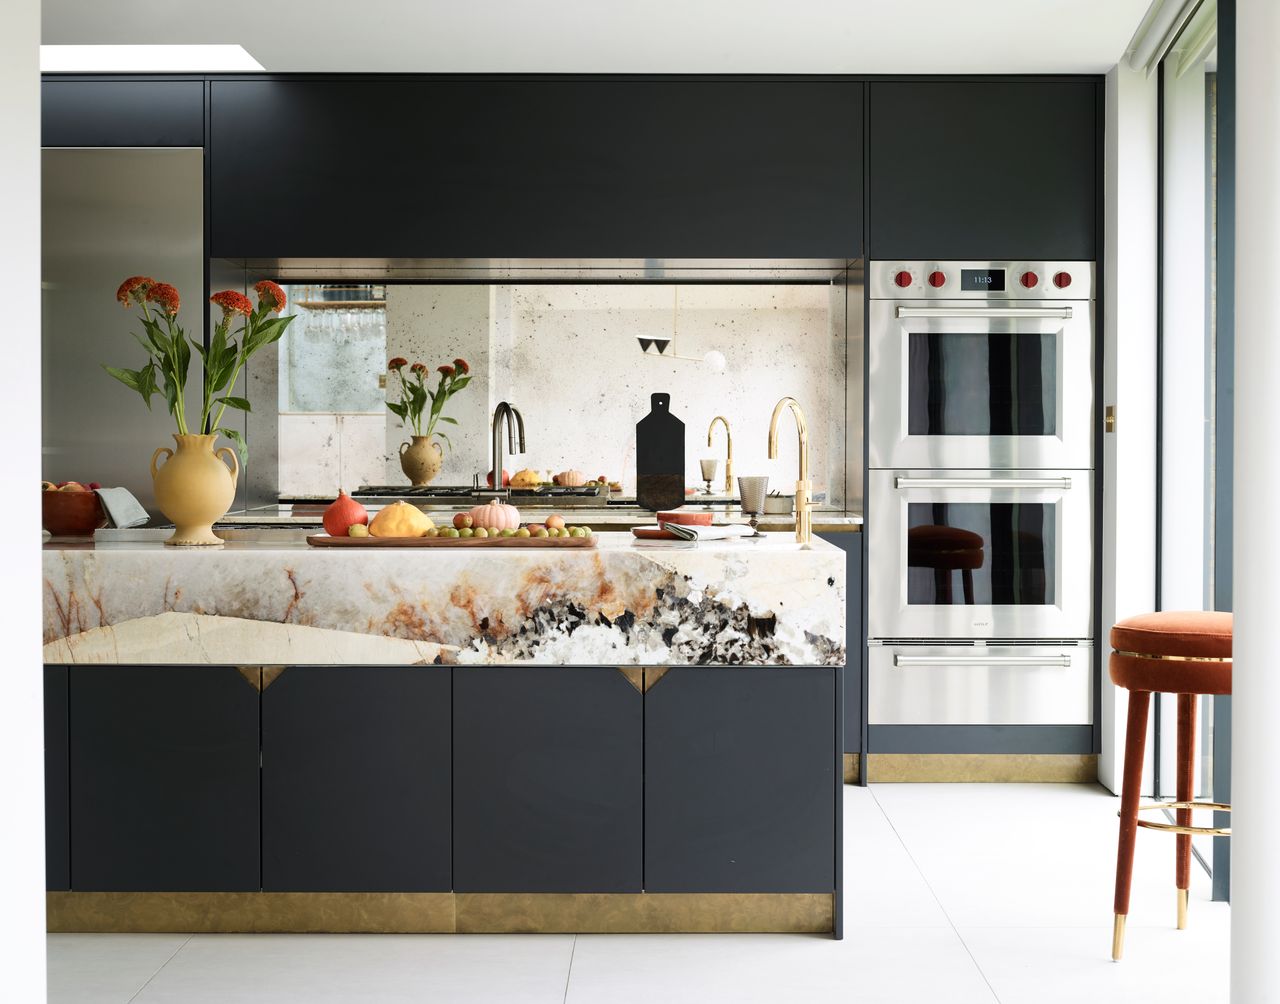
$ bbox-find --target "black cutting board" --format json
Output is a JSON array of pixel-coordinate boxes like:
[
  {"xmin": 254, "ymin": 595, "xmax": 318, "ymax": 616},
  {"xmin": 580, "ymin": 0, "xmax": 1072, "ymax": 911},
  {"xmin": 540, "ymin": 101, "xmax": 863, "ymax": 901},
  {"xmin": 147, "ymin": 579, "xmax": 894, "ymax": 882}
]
[{"xmin": 635, "ymin": 392, "xmax": 685, "ymax": 511}]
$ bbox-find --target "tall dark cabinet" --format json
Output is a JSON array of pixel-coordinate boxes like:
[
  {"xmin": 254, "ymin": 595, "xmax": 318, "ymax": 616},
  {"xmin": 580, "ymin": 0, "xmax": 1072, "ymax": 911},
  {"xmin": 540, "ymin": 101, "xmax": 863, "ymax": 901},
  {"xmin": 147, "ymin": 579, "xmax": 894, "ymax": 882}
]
[
  {"xmin": 68, "ymin": 666, "xmax": 260, "ymax": 892},
  {"xmin": 208, "ymin": 77, "xmax": 863, "ymax": 260},
  {"xmin": 44, "ymin": 666, "xmax": 70, "ymax": 891},
  {"xmin": 867, "ymin": 79, "xmax": 1100, "ymax": 260}
]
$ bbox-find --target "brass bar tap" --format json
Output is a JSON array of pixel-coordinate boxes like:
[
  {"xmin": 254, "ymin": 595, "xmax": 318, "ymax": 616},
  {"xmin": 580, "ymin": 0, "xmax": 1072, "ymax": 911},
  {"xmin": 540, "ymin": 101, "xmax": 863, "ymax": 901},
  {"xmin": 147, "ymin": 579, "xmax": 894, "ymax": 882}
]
[
  {"xmin": 707, "ymin": 416, "xmax": 734, "ymax": 495},
  {"xmin": 767, "ymin": 396, "xmax": 812, "ymax": 544}
]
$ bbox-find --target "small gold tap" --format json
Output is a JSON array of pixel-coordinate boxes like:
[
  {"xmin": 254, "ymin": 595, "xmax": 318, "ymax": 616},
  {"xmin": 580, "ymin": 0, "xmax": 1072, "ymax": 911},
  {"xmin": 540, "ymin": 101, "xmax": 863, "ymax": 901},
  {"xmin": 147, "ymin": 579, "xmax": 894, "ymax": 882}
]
[
  {"xmin": 707, "ymin": 416, "xmax": 734, "ymax": 495},
  {"xmin": 767, "ymin": 396, "xmax": 812, "ymax": 544}
]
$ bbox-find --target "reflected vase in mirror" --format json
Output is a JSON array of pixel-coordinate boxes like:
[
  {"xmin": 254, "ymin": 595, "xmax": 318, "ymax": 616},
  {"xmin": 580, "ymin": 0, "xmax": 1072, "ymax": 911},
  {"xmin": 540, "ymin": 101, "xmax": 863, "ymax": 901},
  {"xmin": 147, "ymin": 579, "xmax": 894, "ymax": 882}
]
[{"xmin": 399, "ymin": 435, "xmax": 443, "ymax": 487}]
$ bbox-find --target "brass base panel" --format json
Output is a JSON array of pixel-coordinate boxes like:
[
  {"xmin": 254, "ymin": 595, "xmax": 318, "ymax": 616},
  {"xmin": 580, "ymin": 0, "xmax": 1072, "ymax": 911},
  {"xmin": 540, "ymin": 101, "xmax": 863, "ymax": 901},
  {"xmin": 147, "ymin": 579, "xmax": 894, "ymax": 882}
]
[
  {"xmin": 843, "ymin": 753, "xmax": 861, "ymax": 784},
  {"xmin": 865, "ymin": 753, "xmax": 1099, "ymax": 783},
  {"xmin": 47, "ymin": 891, "xmax": 832, "ymax": 935}
]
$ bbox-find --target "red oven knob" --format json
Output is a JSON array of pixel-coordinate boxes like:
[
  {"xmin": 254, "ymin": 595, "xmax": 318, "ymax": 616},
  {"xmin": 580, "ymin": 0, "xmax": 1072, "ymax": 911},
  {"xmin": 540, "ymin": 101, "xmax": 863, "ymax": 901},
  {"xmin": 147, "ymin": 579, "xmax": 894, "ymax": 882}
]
[
  {"xmin": 1053, "ymin": 270, "xmax": 1073, "ymax": 289},
  {"xmin": 1019, "ymin": 271, "xmax": 1040, "ymax": 289},
  {"xmin": 928, "ymin": 270, "xmax": 946, "ymax": 288},
  {"xmin": 894, "ymin": 270, "xmax": 913, "ymax": 288}
]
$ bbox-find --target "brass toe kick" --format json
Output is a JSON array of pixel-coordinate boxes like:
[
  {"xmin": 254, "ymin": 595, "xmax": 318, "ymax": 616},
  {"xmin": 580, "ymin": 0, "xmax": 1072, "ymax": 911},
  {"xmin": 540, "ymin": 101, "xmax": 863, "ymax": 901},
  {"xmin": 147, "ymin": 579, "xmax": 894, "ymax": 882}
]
[
  {"xmin": 47, "ymin": 891, "xmax": 834, "ymax": 935},
  {"xmin": 1112, "ymin": 913, "xmax": 1126, "ymax": 961},
  {"xmin": 1178, "ymin": 888, "xmax": 1189, "ymax": 930}
]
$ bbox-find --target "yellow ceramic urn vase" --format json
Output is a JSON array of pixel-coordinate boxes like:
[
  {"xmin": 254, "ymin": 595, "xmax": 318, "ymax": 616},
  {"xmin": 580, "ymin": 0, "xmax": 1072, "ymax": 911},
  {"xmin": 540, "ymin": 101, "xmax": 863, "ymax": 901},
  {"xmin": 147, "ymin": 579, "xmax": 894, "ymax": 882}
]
[
  {"xmin": 399, "ymin": 435, "xmax": 443, "ymax": 486},
  {"xmin": 150, "ymin": 433, "xmax": 239, "ymax": 546}
]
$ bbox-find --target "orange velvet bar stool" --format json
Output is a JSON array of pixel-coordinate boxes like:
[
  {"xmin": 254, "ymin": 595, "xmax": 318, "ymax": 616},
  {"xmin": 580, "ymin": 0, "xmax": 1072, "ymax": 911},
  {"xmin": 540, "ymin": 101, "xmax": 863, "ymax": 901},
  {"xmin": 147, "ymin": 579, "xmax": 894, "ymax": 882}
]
[{"xmin": 1109, "ymin": 611, "xmax": 1232, "ymax": 961}]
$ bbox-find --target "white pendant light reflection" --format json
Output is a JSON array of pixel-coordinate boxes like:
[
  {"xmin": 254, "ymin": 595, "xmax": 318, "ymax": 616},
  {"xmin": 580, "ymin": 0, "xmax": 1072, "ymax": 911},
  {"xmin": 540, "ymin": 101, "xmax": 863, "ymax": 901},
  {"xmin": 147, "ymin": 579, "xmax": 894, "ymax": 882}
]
[{"xmin": 636, "ymin": 286, "xmax": 726, "ymax": 370}]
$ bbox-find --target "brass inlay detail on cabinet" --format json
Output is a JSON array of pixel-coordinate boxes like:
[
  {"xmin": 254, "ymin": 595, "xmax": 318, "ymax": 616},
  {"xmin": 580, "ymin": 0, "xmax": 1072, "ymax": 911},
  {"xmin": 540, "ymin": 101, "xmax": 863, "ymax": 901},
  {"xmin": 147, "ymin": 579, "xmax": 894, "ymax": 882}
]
[
  {"xmin": 47, "ymin": 891, "xmax": 831, "ymax": 935},
  {"xmin": 617, "ymin": 667, "xmax": 645, "ymax": 693},
  {"xmin": 644, "ymin": 667, "xmax": 670, "ymax": 692},
  {"xmin": 261, "ymin": 666, "xmax": 286, "ymax": 690},
  {"xmin": 237, "ymin": 666, "xmax": 286, "ymax": 692},
  {"xmin": 46, "ymin": 892, "xmax": 456, "ymax": 934},
  {"xmin": 455, "ymin": 893, "xmax": 832, "ymax": 934},
  {"xmin": 866, "ymin": 753, "xmax": 1098, "ymax": 783},
  {"xmin": 843, "ymin": 753, "xmax": 861, "ymax": 784}
]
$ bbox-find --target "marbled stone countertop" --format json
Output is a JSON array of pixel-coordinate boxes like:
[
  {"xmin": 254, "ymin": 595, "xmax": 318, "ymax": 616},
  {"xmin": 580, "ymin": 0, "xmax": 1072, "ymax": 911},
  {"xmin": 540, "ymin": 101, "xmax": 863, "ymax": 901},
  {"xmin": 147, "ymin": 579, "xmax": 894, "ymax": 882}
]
[{"xmin": 43, "ymin": 530, "xmax": 846, "ymax": 668}]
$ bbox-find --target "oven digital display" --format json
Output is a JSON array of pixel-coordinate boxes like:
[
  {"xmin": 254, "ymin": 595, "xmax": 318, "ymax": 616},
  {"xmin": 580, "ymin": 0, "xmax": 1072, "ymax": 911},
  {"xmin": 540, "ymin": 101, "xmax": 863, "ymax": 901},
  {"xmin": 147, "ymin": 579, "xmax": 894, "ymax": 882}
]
[{"xmin": 960, "ymin": 268, "xmax": 1005, "ymax": 292}]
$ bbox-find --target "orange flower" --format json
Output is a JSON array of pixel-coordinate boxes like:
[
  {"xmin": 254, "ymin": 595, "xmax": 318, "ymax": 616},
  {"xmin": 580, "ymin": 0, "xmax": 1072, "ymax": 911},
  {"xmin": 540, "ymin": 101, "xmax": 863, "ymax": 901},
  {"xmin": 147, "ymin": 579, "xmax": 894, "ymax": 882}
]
[
  {"xmin": 388, "ymin": 357, "xmax": 408, "ymax": 370},
  {"xmin": 437, "ymin": 364, "xmax": 455, "ymax": 377},
  {"xmin": 209, "ymin": 290, "xmax": 253, "ymax": 317},
  {"xmin": 453, "ymin": 357, "xmax": 470, "ymax": 375},
  {"xmin": 146, "ymin": 282, "xmax": 181, "ymax": 316},
  {"xmin": 116, "ymin": 275, "xmax": 155, "ymax": 307},
  {"xmin": 410, "ymin": 362, "xmax": 427, "ymax": 375},
  {"xmin": 255, "ymin": 280, "xmax": 287, "ymax": 313}
]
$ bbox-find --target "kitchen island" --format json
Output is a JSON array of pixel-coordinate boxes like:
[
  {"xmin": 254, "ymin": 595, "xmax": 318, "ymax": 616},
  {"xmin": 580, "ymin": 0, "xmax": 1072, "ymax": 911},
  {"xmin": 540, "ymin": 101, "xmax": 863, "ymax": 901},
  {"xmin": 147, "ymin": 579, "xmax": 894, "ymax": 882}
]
[{"xmin": 42, "ymin": 530, "xmax": 847, "ymax": 937}]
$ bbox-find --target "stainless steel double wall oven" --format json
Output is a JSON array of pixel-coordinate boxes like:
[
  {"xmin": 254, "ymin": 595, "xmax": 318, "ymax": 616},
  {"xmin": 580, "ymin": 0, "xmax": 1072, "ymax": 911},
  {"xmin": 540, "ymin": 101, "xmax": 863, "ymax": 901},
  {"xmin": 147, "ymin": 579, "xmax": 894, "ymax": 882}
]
[{"xmin": 866, "ymin": 261, "xmax": 1095, "ymax": 727}]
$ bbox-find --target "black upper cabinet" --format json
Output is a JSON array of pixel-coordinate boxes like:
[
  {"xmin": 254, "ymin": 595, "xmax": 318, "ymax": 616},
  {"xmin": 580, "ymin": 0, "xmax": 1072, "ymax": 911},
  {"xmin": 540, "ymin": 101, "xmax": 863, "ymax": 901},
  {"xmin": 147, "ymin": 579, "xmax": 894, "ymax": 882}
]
[
  {"xmin": 645, "ymin": 666, "xmax": 836, "ymax": 893},
  {"xmin": 69, "ymin": 666, "xmax": 260, "ymax": 892},
  {"xmin": 453, "ymin": 666, "xmax": 643, "ymax": 893},
  {"xmin": 42, "ymin": 79, "xmax": 204, "ymax": 147},
  {"xmin": 868, "ymin": 80, "xmax": 1099, "ymax": 261},
  {"xmin": 261, "ymin": 666, "xmax": 451, "ymax": 892},
  {"xmin": 209, "ymin": 78, "xmax": 863, "ymax": 259}
]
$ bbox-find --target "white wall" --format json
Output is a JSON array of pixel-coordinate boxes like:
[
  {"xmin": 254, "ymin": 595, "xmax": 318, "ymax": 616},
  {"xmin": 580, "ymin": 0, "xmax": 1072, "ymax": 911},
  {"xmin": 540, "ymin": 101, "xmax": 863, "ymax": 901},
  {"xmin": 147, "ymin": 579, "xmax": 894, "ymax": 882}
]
[
  {"xmin": 1099, "ymin": 62, "xmax": 1160, "ymax": 793},
  {"xmin": 1, "ymin": 0, "xmax": 47, "ymax": 997}
]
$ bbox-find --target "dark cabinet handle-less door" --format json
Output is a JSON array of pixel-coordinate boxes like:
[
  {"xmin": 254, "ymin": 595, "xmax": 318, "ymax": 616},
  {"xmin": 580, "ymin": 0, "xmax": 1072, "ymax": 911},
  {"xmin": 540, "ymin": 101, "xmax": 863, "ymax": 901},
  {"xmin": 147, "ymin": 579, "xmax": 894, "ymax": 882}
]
[
  {"xmin": 68, "ymin": 666, "xmax": 260, "ymax": 892},
  {"xmin": 645, "ymin": 666, "xmax": 836, "ymax": 892},
  {"xmin": 261, "ymin": 666, "xmax": 451, "ymax": 892},
  {"xmin": 453, "ymin": 666, "xmax": 643, "ymax": 893}
]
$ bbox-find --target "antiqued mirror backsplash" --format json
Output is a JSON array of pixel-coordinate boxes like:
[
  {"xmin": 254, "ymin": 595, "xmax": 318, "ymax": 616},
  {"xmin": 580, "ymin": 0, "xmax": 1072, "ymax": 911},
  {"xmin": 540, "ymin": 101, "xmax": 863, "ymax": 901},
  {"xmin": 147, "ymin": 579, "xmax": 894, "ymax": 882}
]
[{"xmin": 275, "ymin": 282, "xmax": 858, "ymax": 508}]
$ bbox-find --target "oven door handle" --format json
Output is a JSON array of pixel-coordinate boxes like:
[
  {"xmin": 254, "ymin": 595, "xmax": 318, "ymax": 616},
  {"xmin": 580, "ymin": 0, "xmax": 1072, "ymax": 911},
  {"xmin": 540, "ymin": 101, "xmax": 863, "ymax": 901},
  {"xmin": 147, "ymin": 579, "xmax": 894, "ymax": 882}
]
[
  {"xmin": 895, "ymin": 306, "xmax": 1073, "ymax": 320},
  {"xmin": 893, "ymin": 654, "xmax": 1074, "ymax": 668},
  {"xmin": 894, "ymin": 476, "xmax": 1073, "ymax": 490}
]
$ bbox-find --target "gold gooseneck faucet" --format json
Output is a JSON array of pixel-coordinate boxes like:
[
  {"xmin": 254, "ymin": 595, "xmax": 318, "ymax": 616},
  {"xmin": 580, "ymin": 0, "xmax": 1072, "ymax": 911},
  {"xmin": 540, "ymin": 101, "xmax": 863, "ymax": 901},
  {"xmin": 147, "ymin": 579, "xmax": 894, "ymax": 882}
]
[
  {"xmin": 767, "ymin": 397, "xmax": 812, "ymax": 544},
  {"xmin": 707, "ymin": 416, "xmax": 733, "ymax": 495}
]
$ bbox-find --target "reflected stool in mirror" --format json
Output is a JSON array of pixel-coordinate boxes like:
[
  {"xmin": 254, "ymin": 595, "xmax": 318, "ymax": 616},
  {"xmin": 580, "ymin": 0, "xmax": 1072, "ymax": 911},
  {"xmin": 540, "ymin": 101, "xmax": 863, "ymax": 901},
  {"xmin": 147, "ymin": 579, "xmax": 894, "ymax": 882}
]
[
  {"xmin": 1109, "ymin": 611, "xmax": 1232, "ymax": 960},
  {"xmin": 907, "ymin": 525, "xmax": 985, "ymax": 603}
]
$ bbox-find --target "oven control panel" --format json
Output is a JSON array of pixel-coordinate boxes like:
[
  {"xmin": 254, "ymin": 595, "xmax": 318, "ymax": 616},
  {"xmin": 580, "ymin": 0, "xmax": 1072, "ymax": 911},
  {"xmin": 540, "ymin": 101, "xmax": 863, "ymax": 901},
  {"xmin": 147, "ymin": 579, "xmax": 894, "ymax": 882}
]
[{"xmin": 870, "ymin": 261, "xmax": 1095, "ymax": 300}]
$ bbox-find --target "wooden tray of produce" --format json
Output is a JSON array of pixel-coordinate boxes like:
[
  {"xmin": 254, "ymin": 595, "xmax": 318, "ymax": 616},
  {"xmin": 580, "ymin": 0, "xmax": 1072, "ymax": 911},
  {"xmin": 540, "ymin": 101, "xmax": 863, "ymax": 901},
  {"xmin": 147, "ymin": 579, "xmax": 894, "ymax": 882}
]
[{"xmin": 307, "ymin": 533, "xmax": 596, "ymax": 548}]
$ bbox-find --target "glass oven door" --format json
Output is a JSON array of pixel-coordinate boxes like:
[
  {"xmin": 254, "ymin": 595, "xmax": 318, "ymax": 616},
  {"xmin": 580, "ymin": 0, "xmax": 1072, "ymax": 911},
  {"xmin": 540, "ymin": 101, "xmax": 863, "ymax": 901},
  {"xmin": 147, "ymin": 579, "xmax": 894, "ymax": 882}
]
[
  {"xmin": 868, "ymin": 469, "xmax": 1093, "ymax": 641},
  {"xmin": 868, "ymin": 300, "xmax": 1094, "ymax": 470}
]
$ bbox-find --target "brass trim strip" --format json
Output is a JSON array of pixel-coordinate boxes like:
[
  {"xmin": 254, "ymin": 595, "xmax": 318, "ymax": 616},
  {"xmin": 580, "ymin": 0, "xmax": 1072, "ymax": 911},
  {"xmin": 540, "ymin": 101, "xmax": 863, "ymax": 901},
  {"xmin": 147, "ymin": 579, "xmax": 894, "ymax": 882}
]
[
  {"xmin": 866, "ymin": 753, "xmax": 1098, "ymax": 783},
  {"xmin": 843, "ymin": 753, "xmax": 860, "ymax": 784},
  {"xmin": 1129, "ymin": 800, "xmax": 1233, "ymax": 837},
  {"xmin": 46, "ymin": 891, "xmax": 831, "ymax": 935},
  {"xmin": 1113, "ymin": 649, "xmax": 1231, "ymax": 663}
]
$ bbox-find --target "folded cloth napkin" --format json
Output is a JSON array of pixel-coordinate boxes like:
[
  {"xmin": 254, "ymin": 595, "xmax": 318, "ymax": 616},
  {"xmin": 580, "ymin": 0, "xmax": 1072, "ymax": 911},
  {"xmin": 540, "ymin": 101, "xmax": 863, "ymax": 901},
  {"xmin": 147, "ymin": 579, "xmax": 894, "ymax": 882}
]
[
  {"xmin": 662, "ymin": 523, "xmax": 756, "ymax": 541},
  {"xmin": 94, "ymin": 487, "xmax": 151, "ymax": 529}
]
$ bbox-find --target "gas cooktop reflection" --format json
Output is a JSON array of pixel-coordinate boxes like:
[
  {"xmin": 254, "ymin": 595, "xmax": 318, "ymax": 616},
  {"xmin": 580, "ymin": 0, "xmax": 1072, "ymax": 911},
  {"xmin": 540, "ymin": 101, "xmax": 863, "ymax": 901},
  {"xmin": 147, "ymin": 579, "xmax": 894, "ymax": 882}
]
[{"xmin": 351, "ymin": 484, "xmax": 612, "ymax": 507}]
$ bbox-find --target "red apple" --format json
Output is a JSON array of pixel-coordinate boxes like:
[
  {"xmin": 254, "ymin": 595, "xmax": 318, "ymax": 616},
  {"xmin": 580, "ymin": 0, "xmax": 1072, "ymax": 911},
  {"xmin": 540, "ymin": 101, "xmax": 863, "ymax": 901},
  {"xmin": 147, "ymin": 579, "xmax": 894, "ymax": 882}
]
[
  {"xmin": 453, "ymin": 512, "xmax": 473, "ymax": 530},
  {"xmin": 545, "ymin": 514, "xmax": 566, "ymax": 530},
  {"xmin": 525, "ymin": 523, "xmax": 546, "ymax": 535},
  {"xmin": 88, "ymin": 482, "xmax": 102, "ymax": 490},
  {"xmin": 487, "ymin": 468, "xmax": 511, "ymax": 488}
]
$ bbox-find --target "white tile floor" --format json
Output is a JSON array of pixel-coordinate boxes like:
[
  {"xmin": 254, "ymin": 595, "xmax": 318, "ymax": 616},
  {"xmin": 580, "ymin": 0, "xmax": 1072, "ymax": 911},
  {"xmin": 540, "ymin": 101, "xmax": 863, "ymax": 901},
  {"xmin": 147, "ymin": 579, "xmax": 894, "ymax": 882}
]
[{"xmin": 47, "ymin": 783, "xmax": 1231, "ymax": 1004}]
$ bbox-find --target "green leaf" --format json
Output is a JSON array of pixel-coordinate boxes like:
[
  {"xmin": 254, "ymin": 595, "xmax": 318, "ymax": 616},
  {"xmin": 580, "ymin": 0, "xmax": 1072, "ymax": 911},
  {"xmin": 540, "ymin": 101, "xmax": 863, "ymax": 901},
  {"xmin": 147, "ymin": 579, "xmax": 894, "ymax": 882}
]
[
  {"xmin": 450, "ymin": 375, "xmax": 471, "ymax": 391},
  {"xmin": 218, "ymin": 426, "xmax": 249, "ymax": 467},
  {"xmin": 438, "ymin": 415, "xmax": 458, "ymax": 425},
  {"xmin": 215, "ymin": 396, "xmax": 252, "ymax": 412},
  {"xmin": 103, "ymin": 364, "xmax": 155, "ymax": 406},
  {"xmin": 386, "ymin": 401, "xmax": 408, "ymax": 421},
  {"xmin": 435, "ymin": 431, "xmax": 453, "ymax": 452}
]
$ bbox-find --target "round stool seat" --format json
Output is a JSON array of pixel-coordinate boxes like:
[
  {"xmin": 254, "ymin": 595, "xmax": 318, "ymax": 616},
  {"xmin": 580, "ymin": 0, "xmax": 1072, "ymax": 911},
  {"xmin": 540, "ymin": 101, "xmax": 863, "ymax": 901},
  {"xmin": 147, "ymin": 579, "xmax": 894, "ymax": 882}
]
[
  {"xmin": 907, "ymin": 525, "xmax": 985, "ymax": 570},
  {"xmin": 1109, "ymin": 611, "xmax": 1232, "ymax": 695}
]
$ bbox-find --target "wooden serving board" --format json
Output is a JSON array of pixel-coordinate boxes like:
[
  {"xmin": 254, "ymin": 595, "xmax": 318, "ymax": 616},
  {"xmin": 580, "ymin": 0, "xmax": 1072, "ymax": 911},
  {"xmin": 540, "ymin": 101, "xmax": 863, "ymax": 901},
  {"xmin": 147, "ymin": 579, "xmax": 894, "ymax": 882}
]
[{"xmin": 306, "ymin": 533, "xmax": 597, "ymax": 548}]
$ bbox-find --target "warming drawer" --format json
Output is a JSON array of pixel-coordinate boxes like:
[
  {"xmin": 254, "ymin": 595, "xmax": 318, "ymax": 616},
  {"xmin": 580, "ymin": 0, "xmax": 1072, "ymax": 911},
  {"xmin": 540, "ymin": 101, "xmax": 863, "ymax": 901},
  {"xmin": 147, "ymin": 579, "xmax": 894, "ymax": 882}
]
[{"xmin": 868, "ymin": 642, "xmax": 1093, "ymax": 726}]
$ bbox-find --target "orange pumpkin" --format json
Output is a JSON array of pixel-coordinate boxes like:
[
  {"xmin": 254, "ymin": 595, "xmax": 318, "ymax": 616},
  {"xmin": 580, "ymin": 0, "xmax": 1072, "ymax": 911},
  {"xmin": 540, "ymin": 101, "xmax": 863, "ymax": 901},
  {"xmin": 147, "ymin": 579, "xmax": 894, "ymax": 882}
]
[
  {"xmin": 468, "ymin": 498, "xmax": 521, "ymax": 531},
  {"xmin": 553, "ymin": 469, "xmax": 586, "ymax": 487}
]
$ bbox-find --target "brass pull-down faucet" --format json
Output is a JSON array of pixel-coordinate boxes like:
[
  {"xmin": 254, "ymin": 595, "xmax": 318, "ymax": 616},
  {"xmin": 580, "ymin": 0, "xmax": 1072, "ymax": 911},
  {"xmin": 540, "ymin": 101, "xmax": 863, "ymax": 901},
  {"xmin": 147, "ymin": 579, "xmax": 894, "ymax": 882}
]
[
  {"xmin": 707, "ymin": 416, "xmax": 734, "ymax": 495},
  {"xmin": 767, "ymin": 396, "xmax": 812, "ymax": 544}
]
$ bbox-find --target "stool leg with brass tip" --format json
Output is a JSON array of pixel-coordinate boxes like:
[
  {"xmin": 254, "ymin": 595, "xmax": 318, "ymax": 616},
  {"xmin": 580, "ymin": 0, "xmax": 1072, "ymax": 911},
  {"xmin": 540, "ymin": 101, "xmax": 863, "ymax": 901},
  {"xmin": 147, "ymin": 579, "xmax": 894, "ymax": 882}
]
[
  {"xmin": 1113, "ymin": 689, "xmax": 1151, "ymax": 961},
  {"xmin": 1176, "ymin": 693, "xmax": 1195, "ymax": 930}
]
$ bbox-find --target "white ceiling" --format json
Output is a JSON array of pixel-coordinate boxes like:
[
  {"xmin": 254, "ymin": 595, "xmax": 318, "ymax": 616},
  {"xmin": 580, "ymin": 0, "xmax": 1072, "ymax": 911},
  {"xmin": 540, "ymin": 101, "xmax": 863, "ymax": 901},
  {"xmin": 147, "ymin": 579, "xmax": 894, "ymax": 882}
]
[{"xmin": 42, "ymin": 0, "xmax": 1152, "ymax": 74}]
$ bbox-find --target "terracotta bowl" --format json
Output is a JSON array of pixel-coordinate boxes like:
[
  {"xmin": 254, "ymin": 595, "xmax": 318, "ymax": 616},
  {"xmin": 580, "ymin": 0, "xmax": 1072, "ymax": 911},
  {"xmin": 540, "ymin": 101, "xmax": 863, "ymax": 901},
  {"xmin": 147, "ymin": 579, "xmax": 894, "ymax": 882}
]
[
  {"xmin": 657, "ymin": 510, "xmax": 714, "ymax": 528},
  {"xmin": 42, "ymin": 490, "xmax": 107, "ymax": 536}
]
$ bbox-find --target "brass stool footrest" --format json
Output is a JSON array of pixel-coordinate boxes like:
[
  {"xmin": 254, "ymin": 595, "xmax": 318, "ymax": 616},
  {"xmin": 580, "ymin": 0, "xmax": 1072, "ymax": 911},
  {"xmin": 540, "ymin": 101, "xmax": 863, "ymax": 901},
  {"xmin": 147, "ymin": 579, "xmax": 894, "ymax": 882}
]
[{"xmin": 1123, "ymin": 801, "xmax": 1232, "ymax": 837}]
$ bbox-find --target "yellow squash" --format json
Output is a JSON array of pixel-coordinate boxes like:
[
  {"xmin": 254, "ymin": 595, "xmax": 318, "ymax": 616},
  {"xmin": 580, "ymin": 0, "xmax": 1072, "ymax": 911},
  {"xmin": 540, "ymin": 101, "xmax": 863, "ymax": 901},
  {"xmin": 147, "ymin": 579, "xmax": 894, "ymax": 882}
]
[{"xmin": 368, "ymin": 501, "xmax": 436, "ymax": 538}]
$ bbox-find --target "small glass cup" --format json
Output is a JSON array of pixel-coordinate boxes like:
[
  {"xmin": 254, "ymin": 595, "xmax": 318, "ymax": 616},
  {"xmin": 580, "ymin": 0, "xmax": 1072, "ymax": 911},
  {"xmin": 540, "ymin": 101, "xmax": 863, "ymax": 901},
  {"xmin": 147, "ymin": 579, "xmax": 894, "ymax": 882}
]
[
  {"xmin": 699, "ymin": 458, "xmax": 719, "ymax": 495},
  {"xmin": 737, "ymin": 476, "xmax": 769, "ymax": 535}
]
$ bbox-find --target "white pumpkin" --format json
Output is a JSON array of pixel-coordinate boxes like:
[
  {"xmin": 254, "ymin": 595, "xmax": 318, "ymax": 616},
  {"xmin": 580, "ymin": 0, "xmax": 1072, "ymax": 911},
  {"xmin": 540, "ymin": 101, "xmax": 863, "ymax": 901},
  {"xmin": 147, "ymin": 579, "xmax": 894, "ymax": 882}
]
[{"xmin": 468, "ymin": 498, "xmax": 521, "ymax": 531}]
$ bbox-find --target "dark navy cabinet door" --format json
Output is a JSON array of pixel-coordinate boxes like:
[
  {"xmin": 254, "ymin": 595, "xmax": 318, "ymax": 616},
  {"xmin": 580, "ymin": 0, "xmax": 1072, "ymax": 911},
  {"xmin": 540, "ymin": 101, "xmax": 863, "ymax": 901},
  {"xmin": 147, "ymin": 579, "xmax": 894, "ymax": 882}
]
[
  {"xmin": 453, "ymin": 666, "xmax": 643, "ymax": 892},
  {"xmin": 44, "ymin": 666, "xmax": 70, "ymax": 891},
  {"xmin": 68, "ymin": 666, "xmax": 260, "ymax": 891},
  {"xmin": 209, "ymin": 77, "xmax": 863, "ymax": 259},
  {"xmin": 42, "ymin": 79, "xmax": 205, "ymax": 147},
  {"xmin": 645, "ymin": 666, "xmax": 836, "ymax": 892},
  {"xmin": 261, "ymin": 666, "xmax": 451, "ymax": 892},
  {"xmin": 868, "ymin": 79, "xmax": 1099, "ymax": 261}
]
